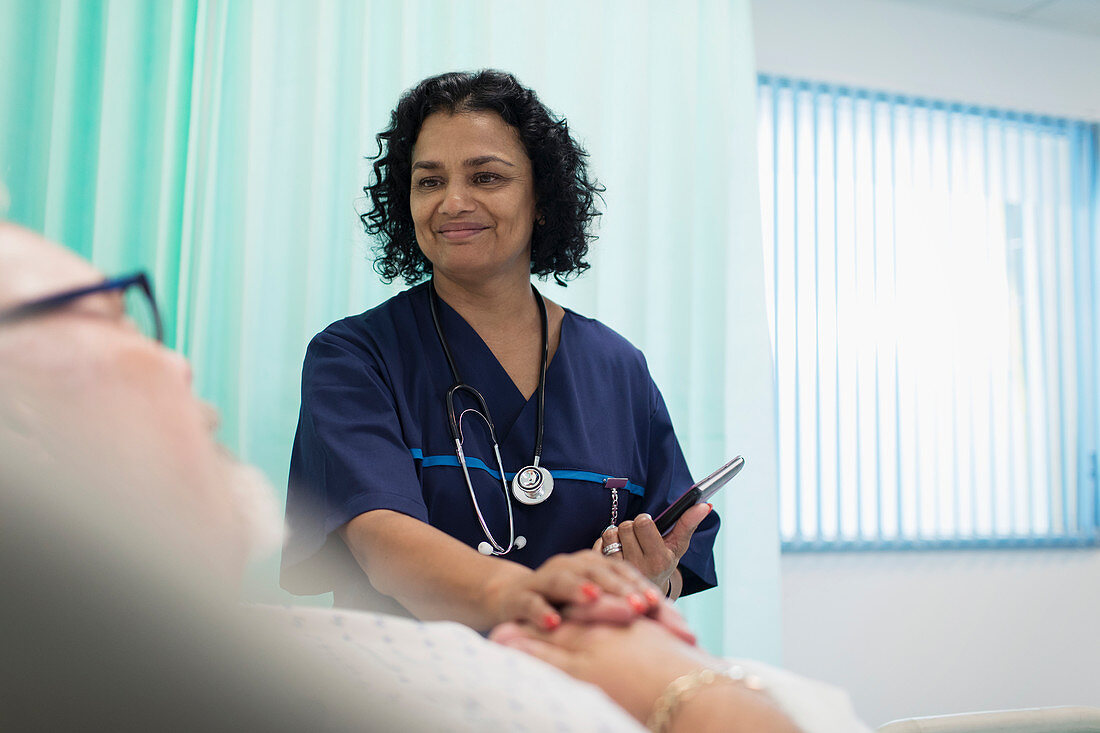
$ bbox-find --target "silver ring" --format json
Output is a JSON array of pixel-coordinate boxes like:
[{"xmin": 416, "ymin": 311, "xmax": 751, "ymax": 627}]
[{"xmin": 601, "ymin": 542, "xmax": 623, "ymax": 556}]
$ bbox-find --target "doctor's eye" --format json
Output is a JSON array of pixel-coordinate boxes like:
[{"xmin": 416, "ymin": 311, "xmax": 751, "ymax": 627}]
[
  {"xmin": 472, "ymin": 172, "xmax": 504, "ymax": 185},
  {"xmin": 414, "ymin": 177, "xmax": 443, "ymax": 190}
]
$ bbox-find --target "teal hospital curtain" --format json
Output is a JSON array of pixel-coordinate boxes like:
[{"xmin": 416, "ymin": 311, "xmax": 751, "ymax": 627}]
[
  {"xmin": 0, "ymin": 0, "xmax": 198, "ymax": 345},
  {"xmin": 0, "ymin": 0, "xmax": 779, "ymax": 662}
]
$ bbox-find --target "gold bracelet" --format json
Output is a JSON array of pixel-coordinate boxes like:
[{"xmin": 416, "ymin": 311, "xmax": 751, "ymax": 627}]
[
  {"xmin": 646, "ymin": 668, "xmax": 723, "ymax": 733},
  {"xmin": 646, "ymin": 666, "xmax": 766, "ymax": 733}
]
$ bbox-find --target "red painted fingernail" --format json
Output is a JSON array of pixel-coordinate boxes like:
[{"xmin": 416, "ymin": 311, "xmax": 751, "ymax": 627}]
[
  {"xmin": 644, "ymin": 589, "xmax": 661, "ymax": 606},
  {"xmin": 627, "ymin": 594, "xmax": 647, "ymax": 613},
  {"xmin": 581, "ymin": 582, "xmax": 601, "ymax": 601},
  {"xmin": 543, "ymin": 612, "xmax": 561, "ymax": 630},
  {"xmin": 706, "ymin": 503, "xmax": 714, "ymax": 512}
]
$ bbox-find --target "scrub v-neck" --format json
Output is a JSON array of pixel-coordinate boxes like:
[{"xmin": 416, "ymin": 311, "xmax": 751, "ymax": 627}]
[{"xmin": 432, "ymin": 292, "xmax": 566, "ymax": 446}]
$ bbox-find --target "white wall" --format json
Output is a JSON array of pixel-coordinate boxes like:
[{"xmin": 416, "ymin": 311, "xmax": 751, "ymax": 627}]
[
  {"xmin": 752, "ymin": 0, "xmax": 1100, "ymax": 121},
  {"xmin": 752, "ymin": 0, "xmax": 1100, "ymax": 726},
  {"xmin": 783, "ymin": 551, "xmax": 1100, "ymax": 726}
]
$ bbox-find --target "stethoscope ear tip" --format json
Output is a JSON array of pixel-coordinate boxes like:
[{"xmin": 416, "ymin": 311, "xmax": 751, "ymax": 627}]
[{"xmin": 477, "ymin": 537, "xmax": 525, "ymax": 555}]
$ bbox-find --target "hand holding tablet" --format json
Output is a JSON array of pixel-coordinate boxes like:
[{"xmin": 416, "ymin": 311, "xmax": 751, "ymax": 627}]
[{"xmin": 653, "ymin": 456, "xmax": 744, "ymax": 536}]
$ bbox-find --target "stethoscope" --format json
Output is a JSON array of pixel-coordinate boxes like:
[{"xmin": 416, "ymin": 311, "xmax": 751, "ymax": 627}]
[{"xmin": 428, "ymin": 279, "xmax": 553, "ymax": 556}]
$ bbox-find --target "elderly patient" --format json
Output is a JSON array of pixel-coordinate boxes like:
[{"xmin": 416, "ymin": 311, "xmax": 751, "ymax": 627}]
[{"xmin": 0, "ymin": 223, "xmax": 865, "ymax": 733}]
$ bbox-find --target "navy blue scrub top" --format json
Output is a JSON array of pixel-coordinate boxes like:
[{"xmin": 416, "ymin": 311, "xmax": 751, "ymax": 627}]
[{"xmin": 281, "ymin": 283, "xmax": 719, "ymax": 613}]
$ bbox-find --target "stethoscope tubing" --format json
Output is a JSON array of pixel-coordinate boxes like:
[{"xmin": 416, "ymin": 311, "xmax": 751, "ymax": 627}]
[
  {"xmin": 428, "ymin": 279, "xmax": 550, "ymax": 555},
  {"xmin": 429, "ymin": 281, "xmax": 548, "ymax": 452}
]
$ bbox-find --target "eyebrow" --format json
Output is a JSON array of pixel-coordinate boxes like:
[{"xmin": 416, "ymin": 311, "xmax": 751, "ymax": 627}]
[{"xmin": 411, "ymin": 155, "xmax": 516, "ymax": 172}]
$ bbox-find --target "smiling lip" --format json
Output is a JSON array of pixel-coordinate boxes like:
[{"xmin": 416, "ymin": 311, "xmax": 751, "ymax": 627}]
[{"xmin": 438, "ymin": 223, "xmax": 490, "ymax": 241}]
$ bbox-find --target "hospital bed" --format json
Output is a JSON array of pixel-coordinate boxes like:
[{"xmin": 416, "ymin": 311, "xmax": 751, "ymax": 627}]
[{"xmin": 879, "ymin": 706, "xmax": 1100, "ymax": 732}]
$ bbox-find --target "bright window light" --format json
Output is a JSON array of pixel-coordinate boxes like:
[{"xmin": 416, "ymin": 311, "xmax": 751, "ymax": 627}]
[{"xmin": 758, "ymin": 75, "xmax": 1100, "ymax": 550}]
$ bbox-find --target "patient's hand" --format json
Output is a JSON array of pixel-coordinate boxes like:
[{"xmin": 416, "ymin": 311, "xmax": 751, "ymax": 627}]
[
  {"xmin": 560, "ymin": 594, "xmax": 696, "ymax": 645},
  {"xmin": 490, "ymin": 618, "xmax": 800, "ymax": 733},
  {"xmin": 497, "ymin": 550, "xmax": 696, "ymax": 638}
]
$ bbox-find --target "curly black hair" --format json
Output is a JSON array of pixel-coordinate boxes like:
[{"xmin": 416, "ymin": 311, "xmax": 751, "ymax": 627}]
[{"xmin": 362, "ymin": 70, "xmax": 604, "ymax": 286}]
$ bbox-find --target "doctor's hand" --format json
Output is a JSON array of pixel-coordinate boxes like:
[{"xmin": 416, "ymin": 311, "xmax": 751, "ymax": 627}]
[
  {"xmin": 488, "ymin": 550, "xmax": 692, "ymax": 640},
  {"xmin": 596, "ymin": 503, "xmax": 712, "ymax": 598}
]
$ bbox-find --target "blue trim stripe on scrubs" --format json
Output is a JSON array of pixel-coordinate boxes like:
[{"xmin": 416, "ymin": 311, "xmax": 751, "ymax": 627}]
[{"xmin": 409, "ymin": 448, "xmax": 646, "ymax": 497}]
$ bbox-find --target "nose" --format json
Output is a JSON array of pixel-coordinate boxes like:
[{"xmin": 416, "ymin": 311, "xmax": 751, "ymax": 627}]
[
  {"xmin": 438, "ymin": 181, "xmax": 476, "ymax": 217},
  {"xmin": 165, "ymin": 349, "xmax": 193, "ymax": 387},
  {"xmin": 162, "ymin": 350, "xmax": 217, "ymax": 430}
]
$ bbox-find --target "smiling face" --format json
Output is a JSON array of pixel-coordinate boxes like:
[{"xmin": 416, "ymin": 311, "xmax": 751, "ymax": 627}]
[{"xmin": 409, "ymin": 111, "xmax": 539, "ymax": 289}]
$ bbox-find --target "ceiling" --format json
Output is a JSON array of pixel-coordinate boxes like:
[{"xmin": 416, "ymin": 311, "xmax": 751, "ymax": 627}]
[{"xmin": 894, "ymin": 0, "xmax": 1100, "ymax": 36}]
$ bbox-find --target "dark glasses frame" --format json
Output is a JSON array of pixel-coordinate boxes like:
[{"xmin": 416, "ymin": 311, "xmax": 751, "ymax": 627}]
[{"xmin": 0, "ymin": 271, "xmax": 164, "ymax": 343}]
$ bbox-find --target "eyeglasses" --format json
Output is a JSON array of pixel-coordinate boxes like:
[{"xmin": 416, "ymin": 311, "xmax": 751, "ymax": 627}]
[{"xmin": 0, "ymin": 271, "xmax": 164, "ymax": 343}]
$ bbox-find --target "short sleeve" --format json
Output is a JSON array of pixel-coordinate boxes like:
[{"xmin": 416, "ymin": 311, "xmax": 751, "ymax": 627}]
[
  {"xmin": 280, "ymin": 329, "xmax": 426, "ymax": 595},
  {"xmin": 639, "ymin": 380, "xmax": 720, "ymax": 596}
]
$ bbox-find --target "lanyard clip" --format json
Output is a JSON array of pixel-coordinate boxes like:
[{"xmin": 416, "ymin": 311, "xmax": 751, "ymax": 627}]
[{"xmin": 603, "ymin": 477, "xmax": 628, "ymax": 528}]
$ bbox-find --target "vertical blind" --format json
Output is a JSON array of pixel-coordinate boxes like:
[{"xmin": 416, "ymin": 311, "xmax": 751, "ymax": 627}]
[{"xmin": 758, "ymin": 75, "xmax": 1100, "ymax": 549}]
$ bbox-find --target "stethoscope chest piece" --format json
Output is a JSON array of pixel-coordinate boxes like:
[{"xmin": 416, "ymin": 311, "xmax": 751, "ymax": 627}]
[{"xmin": 512, "ymin": 465, "xmax": 554, "ymax": 505}]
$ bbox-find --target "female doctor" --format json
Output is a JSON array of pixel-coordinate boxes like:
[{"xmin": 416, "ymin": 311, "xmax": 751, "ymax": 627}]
[{"xmin": 280, "ymin": 70, "xmax": 719, "ymax": 632}]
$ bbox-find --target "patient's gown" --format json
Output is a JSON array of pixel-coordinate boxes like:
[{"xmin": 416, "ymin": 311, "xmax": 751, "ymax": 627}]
[{"xmin": 253, "ymin": 604, "xmax": 874, "ymax": 733}]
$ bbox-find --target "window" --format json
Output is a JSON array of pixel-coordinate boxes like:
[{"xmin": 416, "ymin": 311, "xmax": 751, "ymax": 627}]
[{"xmin": 758, "ymin": 75, "xmax": 1100, "ymax": 550}]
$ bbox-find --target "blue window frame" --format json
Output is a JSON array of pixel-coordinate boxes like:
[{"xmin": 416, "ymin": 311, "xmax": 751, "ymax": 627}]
[{"xmin": 757, "ymin": 75, "xmax": 1100, "ymax": 550}]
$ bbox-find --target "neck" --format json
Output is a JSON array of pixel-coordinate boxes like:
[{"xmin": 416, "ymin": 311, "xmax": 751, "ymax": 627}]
[{"xmin": 431, "ymin": 271, "xmax": 537, "ymax": 329}]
